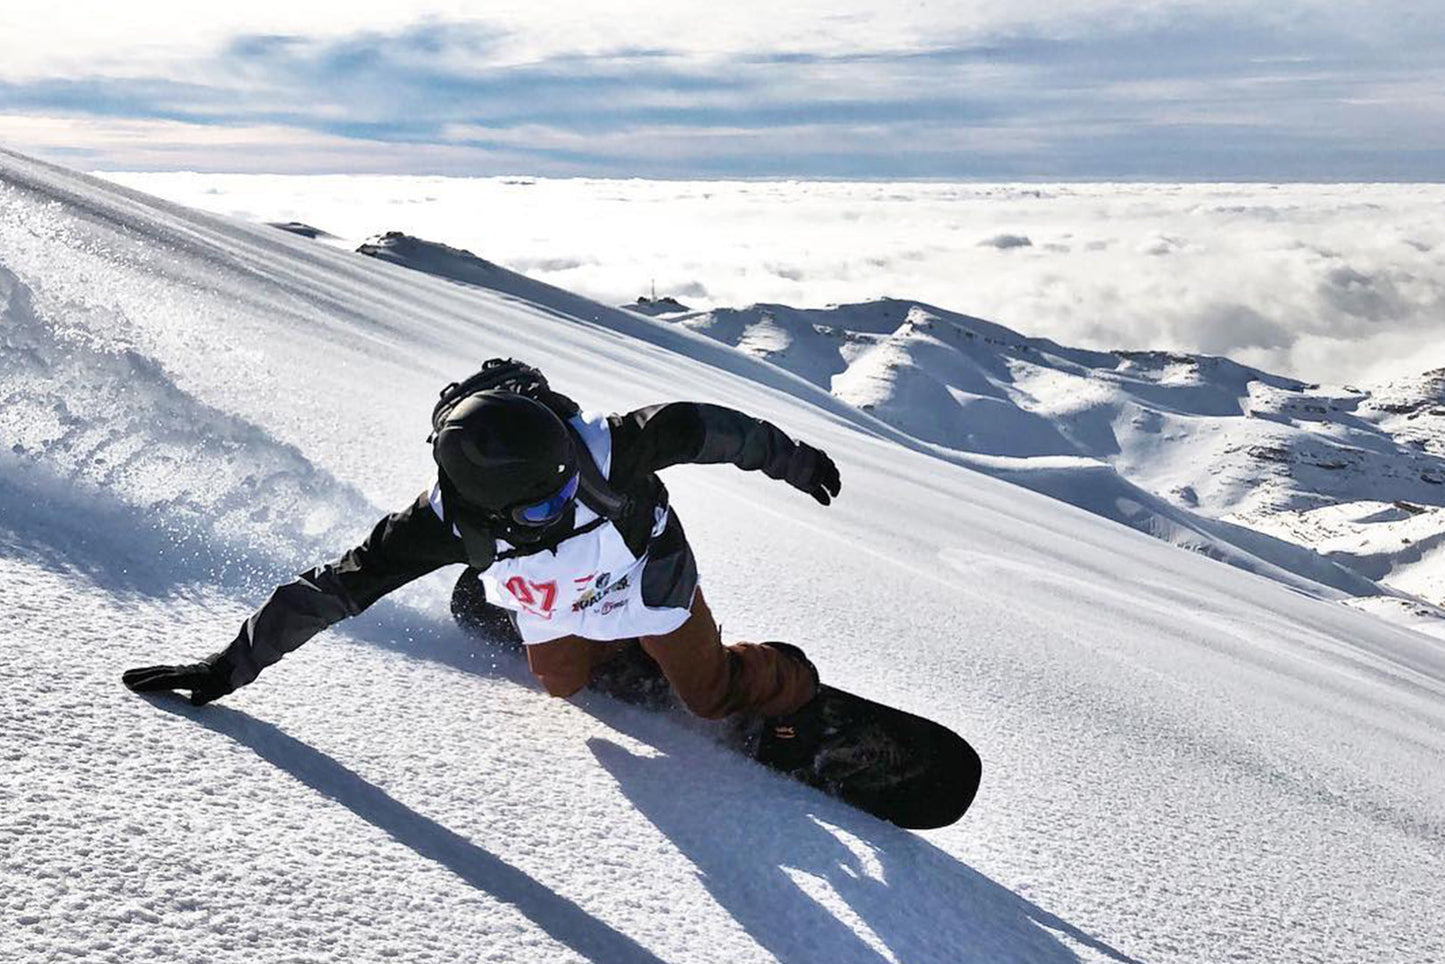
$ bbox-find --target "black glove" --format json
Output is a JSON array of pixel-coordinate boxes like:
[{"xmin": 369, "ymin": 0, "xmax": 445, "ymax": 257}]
[
  {"xmin": 783, "ymin": 442, "xmax": 842, "ymax": 506},
  {"xmin": 122, "ymin": 661, "xmax": 234, "ymax": 706}
]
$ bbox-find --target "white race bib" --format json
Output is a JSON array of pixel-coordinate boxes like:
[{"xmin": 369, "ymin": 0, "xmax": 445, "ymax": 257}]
[{"xmin": 431, "ymin": 411, "xmax": 692, "ymax": 643}]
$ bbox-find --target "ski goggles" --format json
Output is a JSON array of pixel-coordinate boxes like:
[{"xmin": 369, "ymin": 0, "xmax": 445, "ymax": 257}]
[{"xmin": 509, "ymin": 473, "xmax": 580, "ymax": 527}]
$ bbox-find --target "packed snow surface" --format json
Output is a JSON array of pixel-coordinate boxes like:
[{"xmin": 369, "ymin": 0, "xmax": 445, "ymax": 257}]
[{"xmin": 4, "ymin": 148, "xmax": 1445, "ymax": 963}]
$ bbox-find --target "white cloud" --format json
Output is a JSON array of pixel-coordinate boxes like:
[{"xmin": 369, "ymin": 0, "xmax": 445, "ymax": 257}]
[
  {"xmin": 0, "ymin": 1, "xmax": 1191, "ymax": 78},
  {"xmin": 92, "ymin": 174, "xmax": 1445, "ymax": 385},
  {"xmin": 1, "ymin": 0, "xmax": 1431, "ymax": 79},
  {"xmin": 0, "ymin": 115, "xmax": 547, "ymax": 174}
]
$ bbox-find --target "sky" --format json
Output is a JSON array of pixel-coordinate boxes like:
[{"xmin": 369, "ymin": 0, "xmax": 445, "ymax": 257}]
[{"xmin": 2, "ymin": 0, "xmax": 1444, "ymax": 179}]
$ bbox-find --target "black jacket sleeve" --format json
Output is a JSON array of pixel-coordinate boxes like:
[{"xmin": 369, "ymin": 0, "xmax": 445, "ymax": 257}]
[
  {"xmin": 207, "ymin": 490, "xmax": 466, "ymax": 690},
  {"xmin": 608, "ymin": 402, "xmax": 802, "ymax": 481}
]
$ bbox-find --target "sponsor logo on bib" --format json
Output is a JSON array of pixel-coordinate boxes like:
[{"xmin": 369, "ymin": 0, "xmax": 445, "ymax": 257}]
[{"xmin": 572, "ymin": 572, "xmax": 631, "ymax": 613}]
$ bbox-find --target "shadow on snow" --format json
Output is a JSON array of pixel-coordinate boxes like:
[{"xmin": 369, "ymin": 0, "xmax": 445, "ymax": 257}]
[
  {"xmin": 3, "ymin": 394, "xmax": 1139, "ymax": 964},
  {"xmin": 145, "ymin": 696, "xmax": 669, "ymax": 964},
  {"xmin": 583, "ymin": 717, "xmax": 1140, "ymax": 964}
]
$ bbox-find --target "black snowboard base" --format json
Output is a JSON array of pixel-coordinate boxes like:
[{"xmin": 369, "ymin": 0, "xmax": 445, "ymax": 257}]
[
  {"xmin": 451, "ymin": 584, "xmax": 979, "ymax": 829},
  {"xmin": 743, "ymin": 684, "xmax": 981, "ymax": 830}
]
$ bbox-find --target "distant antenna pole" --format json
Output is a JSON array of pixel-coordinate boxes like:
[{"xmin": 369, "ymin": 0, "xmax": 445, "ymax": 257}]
[{"xmin": 651, "ymin": 278, "xmax": 657, "ymax": 301}]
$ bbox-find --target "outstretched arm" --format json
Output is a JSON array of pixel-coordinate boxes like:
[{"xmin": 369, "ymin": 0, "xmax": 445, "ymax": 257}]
[
  {"xmin": 610, "ymin": 403, "xmax": 842, "ymax": 505},
  {"xmin": 123, "ymin": 490, "xmax": 466, "ymax": 704}
]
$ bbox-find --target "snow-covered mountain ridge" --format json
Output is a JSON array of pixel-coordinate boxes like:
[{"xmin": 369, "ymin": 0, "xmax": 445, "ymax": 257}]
[
  {"xmin": 348, "ymin": 230, "xmax": 1445, "ymax": 625},
  {"xmin": 619, "ymin": 297, "xmax": 1445, "ymax": 616},
  {"xmin": 5, "ymin": 148, "xmax": 1445, "ymax": 963}
]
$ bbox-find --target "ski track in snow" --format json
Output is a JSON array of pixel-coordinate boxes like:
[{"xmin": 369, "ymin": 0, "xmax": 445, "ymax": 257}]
[{"xmin": 4, "ymin": 147, "xmax": 1445, "ymax": 963}]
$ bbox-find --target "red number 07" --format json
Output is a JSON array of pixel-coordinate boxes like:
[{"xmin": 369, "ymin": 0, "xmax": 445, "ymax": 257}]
[{"xmin": 506, "ymin": 577, "xmax": 558, "ymax": 617}]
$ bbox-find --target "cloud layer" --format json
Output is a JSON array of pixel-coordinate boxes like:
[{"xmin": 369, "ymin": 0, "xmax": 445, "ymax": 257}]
[
  {"xmin": 3, "ymin": 2, "xmax": 1444, "ymax": 177},
  {"xmin": 98, "ymin": 173, "xmax": 1445, "ymax": 386}
]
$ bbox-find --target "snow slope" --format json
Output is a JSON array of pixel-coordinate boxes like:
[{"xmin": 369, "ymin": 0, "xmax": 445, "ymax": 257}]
[
  {"xmin": 355, "ymin": 232, "xmax": 1417, "ymax": 614},
  {"xmin": 634, "ymin": 298, "xmax": 1445, "ymax": 623},
  {"xmin": 4, "ymin": 147, "xmax": 1445, "ymax": 963}
]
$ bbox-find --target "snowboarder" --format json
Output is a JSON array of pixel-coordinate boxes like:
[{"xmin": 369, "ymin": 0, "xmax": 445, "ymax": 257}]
[{"xmin": 123, "ymin": 359, "xmax": 841, "ymax": 735}]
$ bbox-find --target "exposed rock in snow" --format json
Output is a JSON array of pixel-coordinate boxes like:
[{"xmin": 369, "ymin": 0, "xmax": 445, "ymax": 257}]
[
  {"xmin": 626, "ymin": 295, "xmax": 694, "ymax": 317},
  {"xmin": 268, "ymin": 221, "xmax": 335, "ymax": 240}
]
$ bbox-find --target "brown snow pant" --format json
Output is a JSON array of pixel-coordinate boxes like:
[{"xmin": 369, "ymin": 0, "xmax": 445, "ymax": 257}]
[{"xmin": 525, "ymin": 589, "xmax": 816, "ymax": 719}]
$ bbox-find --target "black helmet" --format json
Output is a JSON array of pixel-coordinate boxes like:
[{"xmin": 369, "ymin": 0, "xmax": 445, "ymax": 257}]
[{"xmin": 432, "ymin": 391, "xmax": 578, "ymax": 521}]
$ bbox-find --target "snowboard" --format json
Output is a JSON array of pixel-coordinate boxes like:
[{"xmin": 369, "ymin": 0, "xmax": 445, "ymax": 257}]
[
  {"xmin": 452, "ymin": 585, "xmax": 980, "ymax": 829},
  {"xmin": 744, "ymin": 683, "xmax": 981, "ymax": 830}
]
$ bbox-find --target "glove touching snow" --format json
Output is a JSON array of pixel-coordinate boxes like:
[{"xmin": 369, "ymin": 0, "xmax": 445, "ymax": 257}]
[{"xmin": 122, "ymin": 661, "xmax": 234, "ymax": 706}]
